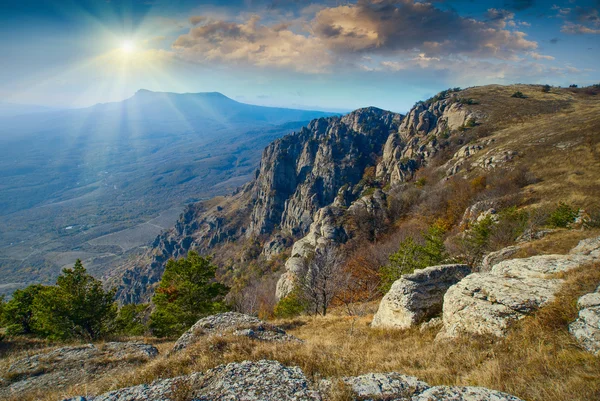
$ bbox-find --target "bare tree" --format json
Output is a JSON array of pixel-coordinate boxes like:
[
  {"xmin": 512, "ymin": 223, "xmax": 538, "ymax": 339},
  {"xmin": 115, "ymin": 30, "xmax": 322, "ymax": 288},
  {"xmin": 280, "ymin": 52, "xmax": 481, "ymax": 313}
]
[{"xmin": 297, "ymin": 246, "xmax": 347, "ymax": 316}]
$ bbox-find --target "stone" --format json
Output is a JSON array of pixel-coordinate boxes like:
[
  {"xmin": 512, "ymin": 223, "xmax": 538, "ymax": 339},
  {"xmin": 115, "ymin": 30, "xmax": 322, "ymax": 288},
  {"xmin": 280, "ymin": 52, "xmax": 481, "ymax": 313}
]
[
  {"xmin": 414, "ymin": 386, "xmax": 524, "ymax": 401},
  {"xmin": 2, "ymin": 342, "xmax": 158, "ymax": 399},
  {"xmin": 170, "ymin": 312, "xmax": 299, "ymax": 354},
  {"xmin": 479, "ymin": 246, "xmax": 520, "ymax": 272},
  {"xmin": 371, "ymin": 264, "xmax": 472, "ymax": 329},
  {"xmin": 438, "ymin": 236, "xmax": 600, "ymax": 338},
  {"xmin": 338, "ymin": 372, "xmax": 429, "ymax": 400},
  {"xmin": 570, "ymin": 286, "xmax": 600, "ymax": 355}
]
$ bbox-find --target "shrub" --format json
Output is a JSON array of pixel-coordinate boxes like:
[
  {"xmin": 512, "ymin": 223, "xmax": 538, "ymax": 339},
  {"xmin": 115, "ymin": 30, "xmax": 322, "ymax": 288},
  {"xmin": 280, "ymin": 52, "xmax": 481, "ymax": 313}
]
[
  {"xmin": 32, "ymin": 260, "xmax": 118, "ymax": 340},
  {"xmin": 150, "ymin": 251, "xmax": 229, "ymax": 338},
  {"xmin": 2, "ymin": 284, "xmax": 46, "ymax": 336},
  {"xmin": 465, "ymin": 118, "xmax": 477, "ymax": 128},
  {"xmin": 548, "ymin": 202, "xmax": 578, "ymax": 228},
  {"xmin": 380, "ymin": 224, "xmax": 447, "ymax": 292},
  {"xmin": 542, "ymin": 85, "xmax": 551, "ymax": 93},
  {"xmin": 274, "ymin": 289, "xmax": 307, "ymax": 318},
  {"xmin": 511, "ymin": 91, "xmax": 527, "ymax": 98},
  {"xmin": 116, "ymin": 304, "xmax": 149, "ymax": 336}
]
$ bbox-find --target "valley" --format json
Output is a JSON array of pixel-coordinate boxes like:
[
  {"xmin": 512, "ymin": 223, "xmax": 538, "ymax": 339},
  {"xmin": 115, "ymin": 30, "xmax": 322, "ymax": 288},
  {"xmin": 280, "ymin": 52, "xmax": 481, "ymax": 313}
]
[{"xmin": 0, "ymin": 91, "xmax": 333, "ymax": 294}]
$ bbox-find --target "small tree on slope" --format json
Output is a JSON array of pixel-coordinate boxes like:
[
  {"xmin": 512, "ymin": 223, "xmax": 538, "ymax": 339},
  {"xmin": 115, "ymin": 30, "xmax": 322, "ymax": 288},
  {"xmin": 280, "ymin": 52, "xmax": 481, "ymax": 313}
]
[{"xmin": 150, "ymin": 251, "xmax": 229, "ymax": 337}]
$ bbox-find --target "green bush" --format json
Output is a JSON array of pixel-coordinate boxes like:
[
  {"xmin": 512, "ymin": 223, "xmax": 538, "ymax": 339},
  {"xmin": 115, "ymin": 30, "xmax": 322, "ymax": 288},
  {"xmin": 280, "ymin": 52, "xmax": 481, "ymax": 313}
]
[
  {"xmin": 542, "ymin": 85, "xmax": 551, "ymax": 93},
  {"xmin": 274, "ymin": 289, "xmax": 307, "ymax": 318},
  {"xmin": 116, "ymin": 304, "xmax": 149, "ymax": 336},
  {"xmin": 150, "ymin": 251, "xmax": 229, "ymax": 338},
  {"xmin": 511, "ymin": 91, "xmax": 527, "ymax": 98},
  {"xmin": 548, "ymin": 202, "xmax": 578, "ymax": 228},
  {"xmin": 32, "ymin": 260, "xmax": 118, "ymax": 340},
  {"xmin": 380, "ymin": 225, "xmax": 447, "ymax": 292},
  {"xmin": 2, "ymin": 285, "xmax": 46, "ymax": 336}
]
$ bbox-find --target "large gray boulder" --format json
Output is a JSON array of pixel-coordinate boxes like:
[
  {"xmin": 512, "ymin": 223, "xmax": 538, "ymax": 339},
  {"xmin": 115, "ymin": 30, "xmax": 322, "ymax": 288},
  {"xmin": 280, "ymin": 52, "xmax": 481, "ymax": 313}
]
[
  {"xmin": 439, "ymin": 236, "xmax": 600, "ymax": 338},
  {"xmin": 2, "ymin": 342, "xmax": 158, "ymax": 398},
  {"xmin": 372, "ymin": 264, "xmax": 472, "ymax": 329},
  {"xmin": 570, "ymin": 286, "xmax": 600, "ymax": 354},
  {"xmin": 170, "ymin": 312, "xmax": 299, "ymax": 354},
  {"xmin": 66, "ymin": 360, "xmax": 321, "ymax": 401}
]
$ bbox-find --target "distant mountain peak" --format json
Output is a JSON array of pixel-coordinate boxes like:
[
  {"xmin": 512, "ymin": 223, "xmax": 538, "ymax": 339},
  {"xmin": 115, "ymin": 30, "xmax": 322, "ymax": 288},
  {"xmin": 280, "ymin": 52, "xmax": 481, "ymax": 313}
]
[{"xmin": 134, "ymin": 89, "xmax": 230, "ymax": 99}]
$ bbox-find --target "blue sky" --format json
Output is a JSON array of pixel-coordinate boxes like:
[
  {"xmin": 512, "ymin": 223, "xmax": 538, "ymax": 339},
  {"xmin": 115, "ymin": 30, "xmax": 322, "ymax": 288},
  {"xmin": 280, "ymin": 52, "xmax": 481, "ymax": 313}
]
[{"xmin": 0, "ymin": 0, "xmax": 598, "ymax": 112}]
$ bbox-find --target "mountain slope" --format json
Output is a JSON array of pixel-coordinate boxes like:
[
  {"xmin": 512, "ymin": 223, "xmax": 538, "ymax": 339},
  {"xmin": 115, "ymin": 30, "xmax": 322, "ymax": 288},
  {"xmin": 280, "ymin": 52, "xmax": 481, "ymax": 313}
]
[
  {"xmin": 110, "ymin": 84, "xmax": 600, "ymax": 305},
  {"xmin": 0, "ymin": 91, "xmax": 333, "ymax": 295}
]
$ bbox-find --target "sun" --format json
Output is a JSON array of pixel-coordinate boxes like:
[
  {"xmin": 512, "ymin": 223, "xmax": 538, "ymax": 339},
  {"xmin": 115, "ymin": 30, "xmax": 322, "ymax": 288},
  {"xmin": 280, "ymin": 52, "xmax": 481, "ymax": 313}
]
[{"xmin": 121, "ymin": 40, "xmax": 135, "ymax": 54}]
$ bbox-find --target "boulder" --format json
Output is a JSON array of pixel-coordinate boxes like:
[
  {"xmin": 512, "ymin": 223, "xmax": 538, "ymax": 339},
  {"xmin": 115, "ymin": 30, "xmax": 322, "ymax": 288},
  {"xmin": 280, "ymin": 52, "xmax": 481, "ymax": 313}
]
[
  {"xmin": 569, "ymin": 286, "xmax": 600, "ymax": 354},
  {"xmin": 170, "ymin": 312, "xmax": 299, "ymax": 354},
  {"xmin": 372, "ymin": 264, "xmax": 472, "ymax": 329},
  {"xmin": 2, "ymin": 342, "xmax": 158, "ymax": 398},
  {"xmin": 438, "ymin": 236, "xmax": 600, "ymax": 338},
  {"xmin": 414, "ymin": 386, "xmax": 524, "ymax": 401},
  {"xmin": 66, "ymin": 360, "xmax": 321, "ymax": 401},
  {"xmin": 320, "ymin": 372, "xmax": 429, "ymax": 401}
]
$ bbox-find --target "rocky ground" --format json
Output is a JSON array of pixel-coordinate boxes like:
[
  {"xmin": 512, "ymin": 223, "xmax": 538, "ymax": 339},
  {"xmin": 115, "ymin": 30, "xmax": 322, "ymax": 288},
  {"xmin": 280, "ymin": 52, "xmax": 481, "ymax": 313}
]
[
  {"xmin": 0, "ymin": 342, "xmax": 158, "ymax": 399},
  {"xmin": 66, "ymin": 360, "xmax": 524, "ymax": 401}
]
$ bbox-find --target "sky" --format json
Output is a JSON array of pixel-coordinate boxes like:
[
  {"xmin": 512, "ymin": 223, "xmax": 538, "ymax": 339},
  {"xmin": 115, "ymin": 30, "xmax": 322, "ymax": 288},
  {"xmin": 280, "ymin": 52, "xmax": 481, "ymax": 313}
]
[{"xmin": 0, "ymin": 0, "xmax": 598, "ymax": 113}]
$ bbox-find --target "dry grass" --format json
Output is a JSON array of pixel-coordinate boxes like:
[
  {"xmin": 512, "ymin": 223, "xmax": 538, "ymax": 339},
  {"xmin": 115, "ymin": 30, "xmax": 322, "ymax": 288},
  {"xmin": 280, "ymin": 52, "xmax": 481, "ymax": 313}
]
[
  {"xmin": 514, "ymin": 228, "xmax": 600, "ymax": 258},
  {"xmin": 15, "ymin": 262, "xmax": 599, "ymax": 401}
]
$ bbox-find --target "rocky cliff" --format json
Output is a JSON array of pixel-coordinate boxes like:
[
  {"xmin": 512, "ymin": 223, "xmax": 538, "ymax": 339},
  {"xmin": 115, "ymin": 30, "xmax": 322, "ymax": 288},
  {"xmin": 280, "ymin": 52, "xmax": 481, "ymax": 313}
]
[{"xmin": 112, "ymin": 84, "xmax": 573, "ymax": 304}]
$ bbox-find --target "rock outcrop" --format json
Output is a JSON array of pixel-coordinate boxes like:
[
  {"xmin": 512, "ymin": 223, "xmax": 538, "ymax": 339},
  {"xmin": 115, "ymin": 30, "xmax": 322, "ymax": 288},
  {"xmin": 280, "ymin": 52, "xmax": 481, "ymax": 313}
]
[
  {"xmin": 1, "ymin": 342, "xmax": 158, "ymax": 398},
  {"xmin": 170, "ymin": 312, "xmax": 299, "ymax": 354},
  {"xmin": 65, "ymin": 360, "xmax": 321, "ymax": 401},
  {"xmin": 570, "ymin": 285, "xmax": 600, "ymax": 355},
  {"xmin": 371, "ymin": 264, "xmax": 472, "ymax": 329},
  {"xmin": 439, "ymin": 236, "xmax": 600, "ymax": 338},
  {"xmin": 376, "ymin": 94, "xmax": 484, "ymax": 185}
]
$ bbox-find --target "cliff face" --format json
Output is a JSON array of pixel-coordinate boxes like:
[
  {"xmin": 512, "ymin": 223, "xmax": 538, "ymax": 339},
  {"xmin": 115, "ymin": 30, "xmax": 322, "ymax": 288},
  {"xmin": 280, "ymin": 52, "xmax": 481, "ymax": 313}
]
[
  {"xmin": 248, "ymin": 108, "xmax": 401, "ymax": 237},
  {"xmin": 112, "ymin": 90, "xmax": 484, "ymax": 304},
  {"xmin": 377, "ymin": 96, "xmax": 479, "ymax": 185}
]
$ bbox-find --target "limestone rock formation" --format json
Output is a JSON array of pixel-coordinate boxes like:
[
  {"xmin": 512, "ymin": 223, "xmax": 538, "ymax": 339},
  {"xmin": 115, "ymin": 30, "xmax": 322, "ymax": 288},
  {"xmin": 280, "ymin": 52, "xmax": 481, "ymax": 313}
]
[
  {"xmin": 170, "ymin": 312, "xmax": 299, "ymax": 354},
  {"xmin": 1, "ymin": 342, "xmax": 158, "ymax": 398},
  {"xmin": 65, "ymin": 360, "xmax": 321, "ymax": 401},
  {"xmin": 371, "ymin": 264, "xmax": 472, "ymax": 329},
  {"xmin": 439, "ymin": 236, "xmax": 600, "ymax": 338},
  {"xmin": 570, "ymin": 286, "xmax": 600, "ymax": 355},
  {"xmin": 376, "ymin": 95, "xmax": 484, "ymax": 185}
]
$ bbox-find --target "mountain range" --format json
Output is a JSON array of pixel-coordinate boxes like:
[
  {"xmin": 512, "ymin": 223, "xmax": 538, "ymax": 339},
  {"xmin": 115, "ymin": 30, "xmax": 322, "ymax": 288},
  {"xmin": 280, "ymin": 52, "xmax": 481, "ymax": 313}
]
[{"xmin": 0, "ymin": 91, "xmax": 334, "ymax": 295}]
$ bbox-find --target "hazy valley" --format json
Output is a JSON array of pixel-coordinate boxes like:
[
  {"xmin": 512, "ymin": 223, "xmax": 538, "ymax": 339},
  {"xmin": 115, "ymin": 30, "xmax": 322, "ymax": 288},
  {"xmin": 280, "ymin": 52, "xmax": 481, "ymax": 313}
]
[{"xmin": 0, "ymin": 91, "xmax": 333, "ymax": 295}]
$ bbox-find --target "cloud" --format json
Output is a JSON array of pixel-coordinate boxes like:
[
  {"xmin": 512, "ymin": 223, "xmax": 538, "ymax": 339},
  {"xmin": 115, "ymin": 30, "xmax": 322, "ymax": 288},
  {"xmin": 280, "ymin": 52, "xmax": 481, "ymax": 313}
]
[
  {"xmin": 311, "ymin": 1, "xmax": 536, "ymax": 59},
  {"xmin": 528, "ymin": 51, "xmax": 555, "ymax": 60},
  {"xmin": 557, "ymin": 5, "xmax": 600, "ymax": 34},
  {"xmin": 549, "ymin": 37, "xmax": 560, "ymax": 44},
  {"xmin": 172, "ymin": 0, "xmax": 538, "ymax": 73},
  {"xmin": 172, "ymin": 15, "xmax": 332, "ymax": 73}
]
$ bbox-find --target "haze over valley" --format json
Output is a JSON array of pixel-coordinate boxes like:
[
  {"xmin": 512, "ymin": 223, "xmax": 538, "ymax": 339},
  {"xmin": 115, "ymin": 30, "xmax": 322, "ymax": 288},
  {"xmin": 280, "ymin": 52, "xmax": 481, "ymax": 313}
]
[{"xmin": 0, "ymin": 91, "xmax": 332, "ymax": 293}]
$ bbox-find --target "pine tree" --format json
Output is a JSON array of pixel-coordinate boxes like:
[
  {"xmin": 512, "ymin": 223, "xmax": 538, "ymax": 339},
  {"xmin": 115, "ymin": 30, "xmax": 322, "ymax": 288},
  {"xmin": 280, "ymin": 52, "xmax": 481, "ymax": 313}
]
[
  {"xmin": 32, "ymin": 260, "xmax": 117, "ymax": 340},
  {"xmin": 2, "ymin": 285, "xmax": 46, "ymax": 336},
  {"xmin": 150, "ymin": 251, "xmax": 229, "ymax": 337}
]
